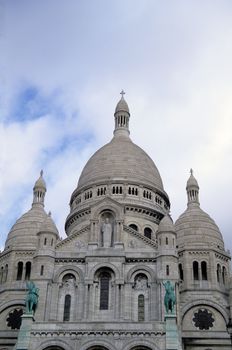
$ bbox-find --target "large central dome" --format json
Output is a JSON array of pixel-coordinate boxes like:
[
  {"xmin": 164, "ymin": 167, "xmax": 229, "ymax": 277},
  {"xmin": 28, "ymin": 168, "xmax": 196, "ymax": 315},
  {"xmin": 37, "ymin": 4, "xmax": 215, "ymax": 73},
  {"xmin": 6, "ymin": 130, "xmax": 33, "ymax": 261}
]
[
  {"xmin": 78, "ymin": 134, "xmax": 164, "ymax": 190},
  {"xmin": 78, "ymin": 93, "xmax": 164, "ymax": 191},
  {"xmin": 66, "ymin": 93, "xmax": 170, "ymax": 235}
]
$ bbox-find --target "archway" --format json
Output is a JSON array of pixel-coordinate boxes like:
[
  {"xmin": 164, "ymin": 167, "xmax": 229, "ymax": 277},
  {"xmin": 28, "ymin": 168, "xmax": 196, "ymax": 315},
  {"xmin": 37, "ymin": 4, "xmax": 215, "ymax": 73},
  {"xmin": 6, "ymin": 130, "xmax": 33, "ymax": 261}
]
[
  {"xmin": 87, "ymin": 347, "xmax": 109, "ymax": 350},
  {"xmin": 43, "ymin": 347, "xmax": 65, "ymax": 350},
  {"xmin": 130, "ymin": 347, "xmax": 152, "ymax": 350}
]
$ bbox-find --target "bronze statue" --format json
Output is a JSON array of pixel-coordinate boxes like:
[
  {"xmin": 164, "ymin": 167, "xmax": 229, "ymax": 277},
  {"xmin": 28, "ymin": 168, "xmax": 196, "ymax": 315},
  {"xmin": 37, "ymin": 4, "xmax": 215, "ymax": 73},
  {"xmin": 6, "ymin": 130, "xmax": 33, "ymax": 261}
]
[
  {"xmin": 25, "ymin": 281, "xmax": 39, "ymax": 314},
  {"xmin": 163, "ymin": 280, "xmax": 176, "ymax": 314}
]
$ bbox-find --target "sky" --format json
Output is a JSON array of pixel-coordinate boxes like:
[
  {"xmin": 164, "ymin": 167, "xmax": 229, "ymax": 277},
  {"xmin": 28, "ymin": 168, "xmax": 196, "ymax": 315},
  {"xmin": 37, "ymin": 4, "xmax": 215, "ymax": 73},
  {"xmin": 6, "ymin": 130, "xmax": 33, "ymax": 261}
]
[{"xmin": 0, "ymin": 0, "xmax": 232, "ymax": 253}]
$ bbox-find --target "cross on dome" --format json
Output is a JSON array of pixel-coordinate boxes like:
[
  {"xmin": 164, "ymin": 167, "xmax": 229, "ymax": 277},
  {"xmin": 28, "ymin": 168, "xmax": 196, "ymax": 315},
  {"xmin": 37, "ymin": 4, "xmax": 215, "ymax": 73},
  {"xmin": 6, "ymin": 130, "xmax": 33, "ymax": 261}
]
[
  {"xmin": 120, "ymin": 90, "xmax": 125, "ymax": 98},
  {"xmin": 190, "ymin": 168, "xmax": 193, "ymax": 176}
]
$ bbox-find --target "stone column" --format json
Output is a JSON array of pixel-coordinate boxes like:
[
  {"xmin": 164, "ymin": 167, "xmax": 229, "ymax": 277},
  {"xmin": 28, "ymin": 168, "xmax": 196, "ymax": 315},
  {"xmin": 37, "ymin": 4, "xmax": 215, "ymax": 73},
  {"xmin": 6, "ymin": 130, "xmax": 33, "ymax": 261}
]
[
  {"xmin": 150, "ymin": 282, "xmax": 157, "ymax": 321},
  {"xmin": 124, "ymin": 283, "xmax": 132, "ymax": 320},
  {"xmin": 15, "ymin": 313, "xmax": 34, "ymax": 350},
  {"xmin": 50, "ymin": 283, "xmax": 60, "ymax": 320},
  {"xmin": 88, "ymin": 283, "xmax": 94, "ymax": 320},
  {"xmin": 165, "ymin": 314, "xmax": 182, "ymax": 350},
  {"xmin": 119, "ymin": 283, "xmax": 124, "ymax": 320},
  {"xmin": 88, "ymin": 220, "xmax": 99, "ymax": 250},
  {"xmin": 114, "ymin": 283, "xmax": 120, "ymax": 319},
  {"xmin": 114, "ymin": 221, "xmax": 124, "ymax": 249}
]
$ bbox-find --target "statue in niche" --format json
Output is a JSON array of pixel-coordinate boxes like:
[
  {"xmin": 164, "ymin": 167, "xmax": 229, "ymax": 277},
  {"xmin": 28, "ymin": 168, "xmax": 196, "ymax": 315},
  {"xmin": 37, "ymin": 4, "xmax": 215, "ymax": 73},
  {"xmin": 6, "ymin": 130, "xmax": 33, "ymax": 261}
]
[{"xmin": 101, "ymin": 217, "xmax": 112, "ymax": 247}]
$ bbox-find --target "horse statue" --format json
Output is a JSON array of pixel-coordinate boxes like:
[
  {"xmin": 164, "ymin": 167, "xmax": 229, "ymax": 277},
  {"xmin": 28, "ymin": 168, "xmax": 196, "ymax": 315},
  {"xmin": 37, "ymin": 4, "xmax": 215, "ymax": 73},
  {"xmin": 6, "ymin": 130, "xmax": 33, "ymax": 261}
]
[
  {"xmin": 163, "ymin": 280, "xmax": 176, "ymax": 314},
  {"xmin": 25, "ymin": 281, "xmax": 39, "ymax": 314}
]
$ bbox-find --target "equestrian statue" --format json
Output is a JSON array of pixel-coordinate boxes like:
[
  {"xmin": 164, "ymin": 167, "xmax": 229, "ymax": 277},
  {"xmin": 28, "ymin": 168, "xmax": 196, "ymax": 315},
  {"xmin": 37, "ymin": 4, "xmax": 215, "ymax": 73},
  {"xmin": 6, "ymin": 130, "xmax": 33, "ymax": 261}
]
[
  {"xmin": 25, "ymin": 281, "xmax": 39, "ymax": 314},
  {"xmin": 163, "ymin": 280, "xmax": 176, "ymax": 314}
]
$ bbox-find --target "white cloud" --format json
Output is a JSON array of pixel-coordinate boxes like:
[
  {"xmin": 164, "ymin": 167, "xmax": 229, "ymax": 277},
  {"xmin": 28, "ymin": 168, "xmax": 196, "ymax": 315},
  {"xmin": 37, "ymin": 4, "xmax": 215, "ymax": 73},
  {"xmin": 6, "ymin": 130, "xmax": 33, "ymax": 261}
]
[{"xmin": 1, "ymin": 0, "xmax": 232, "ymax": 253}]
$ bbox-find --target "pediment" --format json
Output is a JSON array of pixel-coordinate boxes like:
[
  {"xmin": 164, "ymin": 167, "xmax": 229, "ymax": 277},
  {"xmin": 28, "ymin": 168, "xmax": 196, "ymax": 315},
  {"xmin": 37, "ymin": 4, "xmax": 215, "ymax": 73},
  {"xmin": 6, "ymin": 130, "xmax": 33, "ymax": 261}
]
[
  {"xmin": 123, "ymin": 224, "xmax": 158, "ymax": 251},
  {"xmin": 56, "ymin": 225, "xmax": 90, "ymax": 252},
  {"xmin": 90, "ymin": 195, "xmax": 124, "ymax": 220}
]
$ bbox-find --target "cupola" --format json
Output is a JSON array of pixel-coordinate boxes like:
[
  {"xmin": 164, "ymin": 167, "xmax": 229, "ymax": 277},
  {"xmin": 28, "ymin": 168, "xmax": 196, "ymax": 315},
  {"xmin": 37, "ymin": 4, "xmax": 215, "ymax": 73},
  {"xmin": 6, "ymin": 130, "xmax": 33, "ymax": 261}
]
[{"xmin": 114, "ymin": 90, "xmax": 130, "ymax": 137}]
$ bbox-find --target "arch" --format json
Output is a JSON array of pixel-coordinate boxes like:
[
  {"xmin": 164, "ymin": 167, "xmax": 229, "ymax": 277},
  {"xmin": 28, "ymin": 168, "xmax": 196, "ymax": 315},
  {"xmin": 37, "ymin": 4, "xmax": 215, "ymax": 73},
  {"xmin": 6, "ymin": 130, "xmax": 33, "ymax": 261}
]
[
  {"xmin": 88, "ymin": 262, "xmax": 121, "ymax": 280},
  {"xmin": 193, "ymin": 261, "xmax": 199, "ymax": 280},
  {"xmin": 99, "ymin": 271, "xmax": 110, "ymax": 310},
  {"xmin": 217, "ymin": 263, "xmax": 221, "ymax": 282},
  {"xmin": 201, "ymin": 261, "xmax": 207, "ymax": 280},
  {"xmin": 16, "ymin": 261, "xmax": 23, "ymax": 280},
  {"xmin": 36, "ymin": 339, "xmax": 73, "ymax": 350},
  {"xmin": 63, "ymin": 294, "xmax": 71, "ymax": 321},
  {"xmin": 0, "ymin": 300, "xmax": 25, "ymax": 314},
  {"xmin": 123, "ymin": 338, "xmax": 159, "ymax": 350},
  {"xmin": 181, "ymin": 299, "xmax": 229, "ymax": 324},
  {"xmin": 126, "ymin": 265, "xmax": 155, "ymax": 283},
  {"xmin": 3, "ymin": 264, "xmax": 8, "ymax": 283},
  {"xmin": 25, "ymin": 261, "xmax": 31, "ymax": 280},
  {"xmin": 129, "ymin": 224, "xmax": 138, "ymax": 231},
  {"xmin": 43, "ymin": 347, "xmax": 65, "ymax": 350},
  {"xmin": 53, "ymin": 265, "xmax": 84, "ymax": 283},
  {"xmin": 178, "ymin": 263, "xmax": 184, "ymax": 281},
  {"xmin": 91, "ymin": 200, "xmax": 123, "ymax": 222},
  {"xmin": 144, "ymin": 227, "xmax": 152, "ymax": 239},
  {"xmin": 138, "ymin": 294, "xmax": 145, "ymax": 321},
  {"xmin": 222, "ymin": 266, "xmax": 227, "ymax": 284},
  {"xmin": 80, "ymin": 339, "xmax": 117, "ymax": 350}
]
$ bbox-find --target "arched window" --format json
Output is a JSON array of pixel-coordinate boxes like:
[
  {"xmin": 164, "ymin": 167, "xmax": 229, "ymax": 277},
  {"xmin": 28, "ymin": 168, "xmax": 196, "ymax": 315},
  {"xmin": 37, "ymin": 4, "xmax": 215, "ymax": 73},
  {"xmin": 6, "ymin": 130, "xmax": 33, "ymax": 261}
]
[
  {"xmin": 100, "ymin": 272, "xmax": 110, "ymax": 310},
  {"xmin": 222, "ymin": 266, "xmax": 227, "ymax": 285},
  {"xmin": 40, "ymin": 265, "xmax": 44, "ymax": 276},
  {"xmin": 201, "ymin": 261, "xmax": 208, "ymax": 280},
  {"xmin": 165, "ymin": 237, "xmax": 168, "ymax": 245},
  {"xmin": 25, "ymin": 262, "xmax": 31, "ymax": 280},
  {"xmin": 179, "ymin": 263, "xmax": 184, "ymax": 281},
  {"xmin": 138, "ymin": 294, "xmax": 145, "ymax": 321},
  {"xmin": 129, "ymin": 224, "xmax": 138, "ymax": 231},
  {"xmin": 193, "ymin": 261, "xmax": 199, "ymax": 280},
  {"xmin": 44, "ymin": 237, "xmax": 47, "ymax": 245},
  {"xmin": 17, "ymin": 262, "xmax": 23, "ymax": 281},
  {"xmin": 4, "ymin": 264, "xmax": 8, "ymax": 283},
  {"xmin": 217, "ymin": 264, "xmax": 221, "ymax": 283},
  {"xmin": 166, "ymin": 265, "xmax": 170, "ymax": 276},
  {"xmin": 144, "ymin": 227, "xmax": 152, "ymax": 239},
  {"xmin": 63, "ymin": 294, "xmax": 71, "ymax": 321},
  {"xmin": 0, "ymin": 266, "xmax": 3, "ymax": 284}
]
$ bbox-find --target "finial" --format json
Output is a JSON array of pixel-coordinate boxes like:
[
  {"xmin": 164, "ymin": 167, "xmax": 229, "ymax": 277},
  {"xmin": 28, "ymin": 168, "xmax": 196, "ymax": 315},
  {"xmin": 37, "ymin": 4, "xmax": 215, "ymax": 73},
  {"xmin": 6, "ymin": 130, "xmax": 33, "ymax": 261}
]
[
  {"xmin": 190, "ymin": 168, "xmax": 193, "ymax": 176},
  {"xmin": 40, "ymin": 169, "xmax": 43, "ymax": 177},
  {"xmin": 120, "ymin": 90, "xmax": 125, "ymax": 99}
]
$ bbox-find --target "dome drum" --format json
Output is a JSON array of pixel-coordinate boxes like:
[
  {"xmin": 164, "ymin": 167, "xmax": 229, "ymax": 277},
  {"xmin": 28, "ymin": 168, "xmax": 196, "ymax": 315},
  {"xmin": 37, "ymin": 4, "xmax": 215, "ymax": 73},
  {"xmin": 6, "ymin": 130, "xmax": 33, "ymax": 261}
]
[{"xmin": 70, "ymin": 182, "xmax": 170, "ymax": 214}]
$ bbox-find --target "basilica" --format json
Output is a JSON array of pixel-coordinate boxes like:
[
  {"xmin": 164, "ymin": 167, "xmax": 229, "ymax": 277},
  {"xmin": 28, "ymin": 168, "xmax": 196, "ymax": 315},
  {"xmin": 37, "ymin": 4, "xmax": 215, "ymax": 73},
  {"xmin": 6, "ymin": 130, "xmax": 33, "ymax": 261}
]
[{"xmin": 0, "ymin": 94, "xmax": 232, "ymax": 350}]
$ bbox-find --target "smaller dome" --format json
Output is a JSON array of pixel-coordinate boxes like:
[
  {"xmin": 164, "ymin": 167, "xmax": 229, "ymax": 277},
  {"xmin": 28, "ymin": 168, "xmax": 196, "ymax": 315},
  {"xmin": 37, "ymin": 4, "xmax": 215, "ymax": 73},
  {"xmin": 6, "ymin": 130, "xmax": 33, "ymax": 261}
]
[
  {"xmin": 176, "ymin": 171, "xmax": 224, "ymax": 248},
  {"xmin": 158, "ymin": 215, "xmax": 174, "ymax": 233},
  {"xmin": 34, "ymin": 170, "xmax": 46, "ymax": 190},
  {"xmin": 115, "ymin": 91, "xmax": 130, "ymax": 114},
  {"xmin": 5, "ymin": 206, "xmax": 48, "ymax": 249},
  {"xmin": 175, "ymin": 206, "xmax": 224, "ymax": 248},
  {"xmin": 39, "ymin": 212, "xmax": 59, "ymax": 236}
]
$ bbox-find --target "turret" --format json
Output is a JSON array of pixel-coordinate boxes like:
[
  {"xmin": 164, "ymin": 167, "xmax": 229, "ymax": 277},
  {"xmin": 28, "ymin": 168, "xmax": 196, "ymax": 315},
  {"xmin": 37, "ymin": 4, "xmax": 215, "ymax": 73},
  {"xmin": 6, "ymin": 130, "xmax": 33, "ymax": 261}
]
[
  {"xmin": 113, "ymin": 90, "xmax": 130, "ymax": 137},
  {"xmin": 32, "ymin": 170, "xmax": 46, "ymax": 207},
  {"xmin": 186, "ymin": 169, "xmax": 199, "ymax": 207},
  {"xmin": 157, "ymin": 215, "xmax": 178, "ymax": 281}
]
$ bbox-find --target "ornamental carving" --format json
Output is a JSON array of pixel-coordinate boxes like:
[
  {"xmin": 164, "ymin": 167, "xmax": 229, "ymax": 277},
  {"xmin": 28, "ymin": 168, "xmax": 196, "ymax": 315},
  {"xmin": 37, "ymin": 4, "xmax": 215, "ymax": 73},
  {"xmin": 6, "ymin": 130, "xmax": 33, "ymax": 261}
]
[{"xmin": 192, "ymin": 309, "xmax": 215, "ymax": 330}]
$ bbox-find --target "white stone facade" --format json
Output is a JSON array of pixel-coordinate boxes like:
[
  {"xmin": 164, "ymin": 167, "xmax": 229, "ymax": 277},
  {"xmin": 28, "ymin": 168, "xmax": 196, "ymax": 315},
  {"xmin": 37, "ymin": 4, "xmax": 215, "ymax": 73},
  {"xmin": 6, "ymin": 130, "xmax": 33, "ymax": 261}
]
[{"xmin": 0, "ymin": 95, "xmax": 231, "ymax": 350}]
